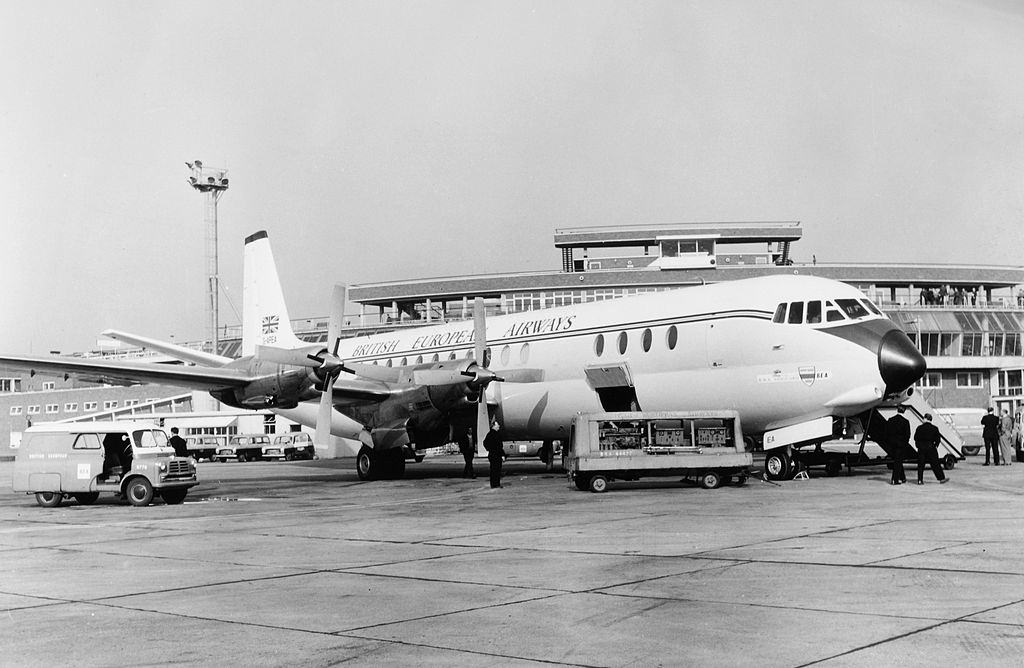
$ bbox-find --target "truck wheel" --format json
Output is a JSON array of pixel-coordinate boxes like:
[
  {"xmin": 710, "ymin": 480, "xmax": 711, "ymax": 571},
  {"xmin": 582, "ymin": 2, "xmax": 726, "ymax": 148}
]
[
  {"xmin": 73, "ymin": 492, "xmax": 99, "ymax": 505},
  {"xmin": 942, "ymin": 455, "xmax": 956, "ymax": 470},
  {"xmin": 588, "ymin": 475, "xmax": 609, "ymax": 493},
  {"xmin": 162, "ymin": 489, "xmax": 187, "ymax": 505},
  {"xmin": 962, "ymin": 446, "xmax": 980, "ymax": 456},
  {"xmin": 700, "ymin": 471, "xmax": 722, "ymax": 489},
  {"xmin": 764, "ymin": 452, "xmax": 790, "ymax": 481},
  {"xmin": 35, "ymin": 491, "xmax": 63, "ymax": 508},
  {"xmin": 126, "ymin": 478, "xmax": 154, "ymax": 507}
]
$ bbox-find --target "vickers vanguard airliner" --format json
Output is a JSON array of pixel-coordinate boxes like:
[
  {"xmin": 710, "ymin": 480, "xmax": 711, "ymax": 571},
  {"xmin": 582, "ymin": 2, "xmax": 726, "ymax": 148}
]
[{"xmin": 1, "ymin": 231, "xmax": 926, "ymax": 480}]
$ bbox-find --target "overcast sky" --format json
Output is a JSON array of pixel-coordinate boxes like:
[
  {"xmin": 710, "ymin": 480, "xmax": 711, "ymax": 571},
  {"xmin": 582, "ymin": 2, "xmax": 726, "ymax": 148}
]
[{"xmin": 2, "ymin": 0, "xmax": 1023, "ymax": 353}]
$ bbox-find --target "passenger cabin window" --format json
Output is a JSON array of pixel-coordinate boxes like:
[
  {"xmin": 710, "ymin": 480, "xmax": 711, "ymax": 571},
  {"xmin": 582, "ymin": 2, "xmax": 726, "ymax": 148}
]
[
  {"xmin": 594, "ymin": 334, "xmax": 604, "ymax": 357},
  {"xmin": 618, "ymin": 331, "xmax": 628, "ymax": 354},
  {"xmin": 641, "ymin": 328, "xmax": 653, "ymax": 352},
  {"xmin": 666, "ymin": 325, "xmax": 678, "ymax": 350}
]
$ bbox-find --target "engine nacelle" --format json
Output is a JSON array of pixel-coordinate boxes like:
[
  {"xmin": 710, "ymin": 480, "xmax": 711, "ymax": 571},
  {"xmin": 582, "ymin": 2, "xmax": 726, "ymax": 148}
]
[{"xmin": 210, "ymin": 366, "xmax": 320, "ymax": 410}]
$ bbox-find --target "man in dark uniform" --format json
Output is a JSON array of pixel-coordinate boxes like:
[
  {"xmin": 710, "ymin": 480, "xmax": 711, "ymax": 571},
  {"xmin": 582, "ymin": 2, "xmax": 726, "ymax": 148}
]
[
  {"xmin": 483, "ymin": 420, "xmax": 504, "ymax": 489},
  {"xmin": 885, "ymin": 405, "xmax": 911, "ymax": 485},
  {"xmin": 981, "ymin": 406, "xmax": 1001, "ymax": 466},
  {"xmin": 168, "ymin": 427, "xmax": 188, "ymax": 458},
  {"xmin": 457, "ymin": 432, "xmax": 476, "ymax": 478},
  {"xmin": 914, "ymin": 413, "xmax": 947, "ymax": 485}
]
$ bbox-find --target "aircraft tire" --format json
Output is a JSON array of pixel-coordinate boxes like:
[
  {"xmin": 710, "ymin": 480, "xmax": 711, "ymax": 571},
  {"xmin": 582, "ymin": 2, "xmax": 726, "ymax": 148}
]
[
  {"xmin": 764, "ymin": 451, "xmax": 790, "ymax": 481},
  {"xmin": 356, "ymin": 447, "xmax": 377, "ymax": 481},
  {"xmin": 73, "ymin": 492, "xmax": 99, "ymax": 505},
  {"xmin": 35, "ymin": 491, "xmax": 63, "ymax": 508}
]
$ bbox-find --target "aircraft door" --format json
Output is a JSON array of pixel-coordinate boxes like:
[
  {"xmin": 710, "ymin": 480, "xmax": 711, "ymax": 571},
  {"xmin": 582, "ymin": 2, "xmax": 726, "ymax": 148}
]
[
  {"xmin": 705, "ymin": 320, "xmax": 748, "ymax": 369},
  {"xmin": 584, "ymin": 362, "xmax": 642, "ymax": 412}
]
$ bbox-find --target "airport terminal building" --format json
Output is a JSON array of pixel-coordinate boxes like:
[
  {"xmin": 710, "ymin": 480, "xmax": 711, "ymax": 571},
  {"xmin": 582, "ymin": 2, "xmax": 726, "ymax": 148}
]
[{"xmin": 4, "ymin": 221, "xmax": 1024, "ymax": 447}]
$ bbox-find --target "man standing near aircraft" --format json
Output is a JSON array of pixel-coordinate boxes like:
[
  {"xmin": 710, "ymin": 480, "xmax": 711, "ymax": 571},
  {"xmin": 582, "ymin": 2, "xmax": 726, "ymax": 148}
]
[
  {"xmin": 914, "ymin": 413, "xmax": 948, "ymax": 485},
  {"xmin": 484, "ymin": 420, "xmax": 504, "ymax": 489},
  {"xmin": 458, "ymin": 432, "xmax": 476, "ymax": 479},
  {"xmin": 981, "ymin": 407, "xmax": 1001, "ymax": 466},
  {"xmin": 885, "ymin": 405, "xmax": 910, "ymax": 485}
]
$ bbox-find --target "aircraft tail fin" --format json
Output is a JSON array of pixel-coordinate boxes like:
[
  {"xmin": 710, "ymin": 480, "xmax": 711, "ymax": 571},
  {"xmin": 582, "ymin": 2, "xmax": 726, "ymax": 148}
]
[{"xmin": 242, "ymin": 231, "xmax": 305, "ymax": 356}]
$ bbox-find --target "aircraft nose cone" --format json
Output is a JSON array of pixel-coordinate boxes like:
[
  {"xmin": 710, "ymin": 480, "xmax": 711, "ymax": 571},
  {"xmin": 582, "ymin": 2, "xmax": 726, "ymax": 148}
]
[{"xmin": 878, "ymin": 328, "xmax": 927, "ymax": 393}]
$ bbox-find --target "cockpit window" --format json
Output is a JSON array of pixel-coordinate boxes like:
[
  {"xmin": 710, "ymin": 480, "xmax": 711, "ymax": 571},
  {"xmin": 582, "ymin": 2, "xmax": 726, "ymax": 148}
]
[
  {"xmin": 806, "ymin": 301, "xmax": 822, "ymax": 324},
  {"xmin": 787, "ymin": 302, "xmax": 804, "ymax": 324},
  {"xmin": 825, "ymin": 301, "xmax": 845, "ymax": 322},
  {"xmin": 860, "ymin": 299, "xmax": 882, "ymax": 316},
  {"xmin": 773, "ymin": 303, "xmax": 786, "ymax": 323},
  {"xmin": 836, "ymin": 299, "xmax": 869, "ymax": 319}
]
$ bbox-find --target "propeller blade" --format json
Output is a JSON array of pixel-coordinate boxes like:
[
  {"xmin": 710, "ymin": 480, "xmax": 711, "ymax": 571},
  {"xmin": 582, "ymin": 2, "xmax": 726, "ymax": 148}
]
[
  {"xmin": 473, "ymin": 297, "xmax": 486, "ymax": 365},
  {"xmin": 327, "ymin": 284, "xmax": 346, "ymax": 356},
  {"xmin": 315, "ymin": 372, "xmax": 336, "ymax": 448},
  {"xmin": 477, "ymin": 389, "xmax": 490, "ymax": 458},
  {"xmin": 256, "ymin": 345, "xmax": 319, "ymax": 368}
]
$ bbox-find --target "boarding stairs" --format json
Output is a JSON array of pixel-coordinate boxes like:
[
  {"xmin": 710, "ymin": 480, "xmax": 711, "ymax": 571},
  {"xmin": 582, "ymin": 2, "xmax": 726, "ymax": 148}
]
[{"xmin": 861, "ymin": 393, "xmax": 964, "ymax": 463}]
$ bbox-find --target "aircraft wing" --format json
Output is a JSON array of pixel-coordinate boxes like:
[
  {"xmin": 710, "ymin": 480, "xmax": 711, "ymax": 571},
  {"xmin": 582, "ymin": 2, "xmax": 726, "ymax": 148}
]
[
  {"xmin": 0, "ymin": 353, "xmax": 255, "ymax": 391},
  {"xmin": 329, "ymin": 375, "xmax": 394, "ymax": 405},
  {"xmin": 102, "ymin": 329, "xmax": 233, "ymax": 367}
]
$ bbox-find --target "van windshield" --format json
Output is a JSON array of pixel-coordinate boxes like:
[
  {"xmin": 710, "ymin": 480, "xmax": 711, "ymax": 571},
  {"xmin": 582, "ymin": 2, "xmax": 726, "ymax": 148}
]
[{"xmin": 133, "ymin": 430, "xmax": 169, "ymax": 449}]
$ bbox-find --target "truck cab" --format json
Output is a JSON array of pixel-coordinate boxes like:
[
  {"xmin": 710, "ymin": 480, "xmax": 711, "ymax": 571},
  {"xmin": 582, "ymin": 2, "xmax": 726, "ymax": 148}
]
[{"xmin": 12, "ymin": 421, "xmax": 198, "ymax": 507}]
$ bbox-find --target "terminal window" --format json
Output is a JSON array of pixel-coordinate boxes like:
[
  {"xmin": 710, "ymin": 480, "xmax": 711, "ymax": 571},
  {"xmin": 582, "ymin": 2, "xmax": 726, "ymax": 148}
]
[
  {"xmin": 0, "ymin": 378, "xmax": 22, "ymax": 393},
  {"xmin": 9, "ymin": 406, "xmax": 22, "ymax": 415}
]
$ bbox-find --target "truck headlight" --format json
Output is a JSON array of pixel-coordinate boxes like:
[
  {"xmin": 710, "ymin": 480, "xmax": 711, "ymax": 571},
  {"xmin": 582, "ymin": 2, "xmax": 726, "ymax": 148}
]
[{"xmin": 157, "ymin": 462, "xmax": 167, "ymax": 472}]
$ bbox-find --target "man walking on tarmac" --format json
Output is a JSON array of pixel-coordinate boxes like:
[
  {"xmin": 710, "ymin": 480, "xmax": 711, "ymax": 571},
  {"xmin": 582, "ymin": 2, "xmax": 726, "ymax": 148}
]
[
  {"xmin": 168, "ymin": 427, "xmax": 188, "ymax": 458},
  {"xmin": 483, "ymin": 420, "xmax": 504, "ymax": 489},
  {"xmin": 914, "ymin": 413, "xmax": 948, "ymax": 485},
  {"xmin": 458, "ymin": 432, "xmax": 476, "ymax": 479},
  {"xmin": 885, "ymin": 405, "xmax": 911, "ymax": 485}
]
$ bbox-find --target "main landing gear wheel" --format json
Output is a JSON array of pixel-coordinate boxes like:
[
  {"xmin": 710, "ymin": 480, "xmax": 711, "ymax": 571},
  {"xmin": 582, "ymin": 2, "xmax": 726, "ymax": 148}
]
[
  {"xmin": 764, "ymin": 451, "xmax": 791, "ymax": 481},
  {"xmin": 126, "ymin": 478, "xmax": 154, "ymax": 507},
  {"xmin": 588, "ymin": 475, "xmax": 609, "ymax": 493},
  {"xmin": 700, "ymin": 471, "xmax": 722, "ymax": 489},
  {"xmin": 35, "ymin": 491, "xmax": 63, "ymax": 508},
  {"xmin": 356, "ymin": 446, "xmax": 377, "ymax": 481}
]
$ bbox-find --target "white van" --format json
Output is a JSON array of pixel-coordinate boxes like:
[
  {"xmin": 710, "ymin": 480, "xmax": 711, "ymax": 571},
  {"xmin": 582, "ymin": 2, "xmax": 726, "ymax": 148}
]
[
  {"xmin": 934, "ymin": 408, "xmax": 986, "ymax": 456},
  {"xmin": 12, "ymin": 421, "xmax": 198, "ymax": 507}
]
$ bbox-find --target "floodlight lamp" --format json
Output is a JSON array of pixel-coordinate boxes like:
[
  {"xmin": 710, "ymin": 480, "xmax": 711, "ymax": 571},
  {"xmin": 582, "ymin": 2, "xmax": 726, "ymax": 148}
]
[{"xmin": 195, "ymin": 160, "xmax": 202, "ymax": 168}]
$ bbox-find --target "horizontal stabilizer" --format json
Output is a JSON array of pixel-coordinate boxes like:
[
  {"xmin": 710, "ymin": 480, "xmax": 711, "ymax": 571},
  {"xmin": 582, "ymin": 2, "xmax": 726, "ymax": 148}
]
[{"xmin": 102, "ymin": 329, "xmax": 233, "ymax": 367}]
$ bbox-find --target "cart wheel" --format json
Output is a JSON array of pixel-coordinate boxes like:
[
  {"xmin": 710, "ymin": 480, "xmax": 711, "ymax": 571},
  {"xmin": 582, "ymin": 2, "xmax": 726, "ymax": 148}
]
[
  {"xmin": 700, "ymin": 471, "xmax": 722, "ymax": 489},
  {"xmin": 35, "ymin": 491, "xmax": 63, "ymax": 508},
  {"xmin": 588, "ymin": 475, "xmax": 609, "ymax": 493},
  {"xmin": 942, "ymin": 455, "xmax": 956, "ymax": 470}
]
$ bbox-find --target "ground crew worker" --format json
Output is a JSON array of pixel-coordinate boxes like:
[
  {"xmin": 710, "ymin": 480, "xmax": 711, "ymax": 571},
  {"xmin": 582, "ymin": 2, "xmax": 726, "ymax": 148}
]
[
  {"xmin": 885, "ymin": 405, "xmax": 910, "ymax": 485},
  {"xmin": 981, "ymin": 407, "xmax": 1001, "ymax": 466},
  {"xmin": 914, "ymin": 413, "xmax": 947, "ymax": 485},
  {"xmin": 458, "ymin": 432, "xmax": 476, "ymax": 479},
  {"xmin": 483, "ymin": 420, "xmax": 504, "ymax": 489},
  {"xmin": 168, "ymin": 427, "xmax": 188, "ymax": 458}
]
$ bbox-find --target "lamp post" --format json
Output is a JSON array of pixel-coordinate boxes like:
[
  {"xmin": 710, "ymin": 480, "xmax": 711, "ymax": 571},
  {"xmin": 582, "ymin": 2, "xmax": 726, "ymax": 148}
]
[{"xmin": 186, "ymin": 160, "xmax": 229, "ymax": 355}]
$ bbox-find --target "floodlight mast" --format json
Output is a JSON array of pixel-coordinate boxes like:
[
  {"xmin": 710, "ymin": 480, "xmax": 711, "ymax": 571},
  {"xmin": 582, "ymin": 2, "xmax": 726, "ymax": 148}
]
[{"xmin": 186, "ymin": 160, "xmax": 229, "ymax": 356}]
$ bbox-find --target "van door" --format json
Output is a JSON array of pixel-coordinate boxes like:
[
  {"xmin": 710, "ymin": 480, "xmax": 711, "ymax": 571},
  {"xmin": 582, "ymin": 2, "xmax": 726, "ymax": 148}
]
[{"xmin": 69, "ymin": 433, "xmax": 103, "ymax": 491}]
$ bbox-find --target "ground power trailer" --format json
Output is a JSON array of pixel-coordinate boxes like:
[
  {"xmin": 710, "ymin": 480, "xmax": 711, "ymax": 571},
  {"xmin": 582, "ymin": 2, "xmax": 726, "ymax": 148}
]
[{"xmin": 566, "ymin": 411, "xmax": 751, "ymax": 492}]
